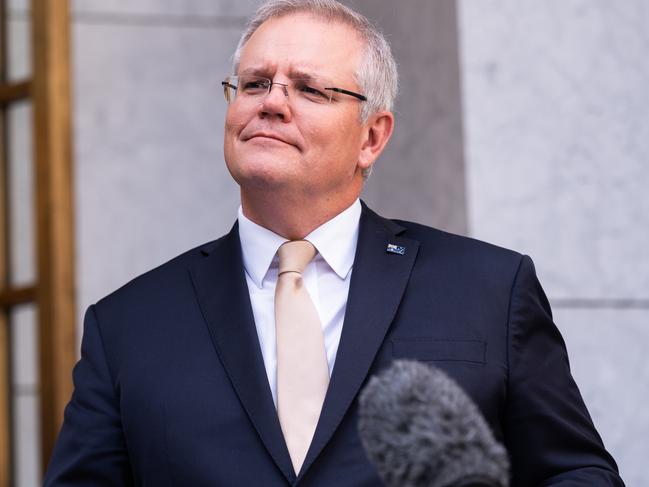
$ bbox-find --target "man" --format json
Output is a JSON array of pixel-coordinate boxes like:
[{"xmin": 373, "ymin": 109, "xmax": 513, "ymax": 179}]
[{"xmin": 45, "ymin": 1, "xmax": 624, "ymax": 485}]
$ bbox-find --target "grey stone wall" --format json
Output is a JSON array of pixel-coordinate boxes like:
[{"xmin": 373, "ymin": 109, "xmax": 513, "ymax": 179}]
[
  {"xmin": 459, "ymin": 1, "xmax": 649, "ymax": 484},
  {"xmin": 344, "ymin": 0, "xmax": 467, "ymax": 234}
]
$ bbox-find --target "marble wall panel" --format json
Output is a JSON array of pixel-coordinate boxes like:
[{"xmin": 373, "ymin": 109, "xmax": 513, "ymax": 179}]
[
  {"xmin": 74, "ymin": 21, "xmax": 243, "ymax": 325},
  {"xmin": 72, "ymin": 0, "xmax": 258, "ymax": 17},
  {"xmin": 7, "ymin": 0, "xmax": 257, "ymax": 17},
  {"xmin": 459, "ymin": 2, "xmax": 649, "ymax": 483},
  {"xmin": 553, "ymin": 307, "xmax": 648, "ymax": 486},
  {"xmin": 459, "ymin": 0, "xmax": 649, "ymax": 300},
  {"xmin": 6, "ymin": 0, "xmax": 256, "ymax": 21},
  {"xmin": 345, "ymin": 0, "xmax": 467, "ymax": 234}
]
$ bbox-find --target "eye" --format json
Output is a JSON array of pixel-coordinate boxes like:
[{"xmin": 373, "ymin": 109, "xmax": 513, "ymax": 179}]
[
  {"xmin": 240, "ymin": 77, "xmax": 269, "ymax": 93},
  {"xmin": 301, "ymin": 85, "xmax": 325, "ymax": 96},
  {"xmin": 295, "ymin": 80, "xmax": 330, "ymax": 102}
]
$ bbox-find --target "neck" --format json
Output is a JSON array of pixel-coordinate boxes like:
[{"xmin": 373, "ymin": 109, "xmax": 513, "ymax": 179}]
[{"xmin": 240, "ymin": 189, "xmax": 360, "ymax": 240}]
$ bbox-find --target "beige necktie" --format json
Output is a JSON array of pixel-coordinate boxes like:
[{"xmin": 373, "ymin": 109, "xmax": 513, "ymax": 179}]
[{"xmin": 275, "ymin": 240, "xmax": 329, "ymax": 474}]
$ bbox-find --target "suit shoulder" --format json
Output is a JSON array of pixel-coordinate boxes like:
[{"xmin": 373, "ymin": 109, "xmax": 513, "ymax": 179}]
[
  {"xmin": 394, "ymin": 219, "xmax": 522, "ymax": 261},
  {"xmin": 388, "ymin": 218, "xmax": 531, "ymax": 287},
  {"xmin": 95, "ymin": 234, "xmax": 229, "ymax": 311}
]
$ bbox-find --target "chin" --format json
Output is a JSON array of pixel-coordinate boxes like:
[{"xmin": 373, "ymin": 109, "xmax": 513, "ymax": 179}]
[{"xmin": 227, "ymin": 160, "xmax": 298, "ymax": 191}]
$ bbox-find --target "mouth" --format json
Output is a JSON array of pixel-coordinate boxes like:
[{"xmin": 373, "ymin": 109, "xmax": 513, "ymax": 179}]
[{"xmin": 244, "ymin": 132, "xmax": 298, "ymax": 149}]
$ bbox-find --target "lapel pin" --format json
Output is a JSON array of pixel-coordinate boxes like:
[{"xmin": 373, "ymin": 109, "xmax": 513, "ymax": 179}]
[{"xmin": 386, "ymin": 243, "xmax": 406, "ymax": 255}]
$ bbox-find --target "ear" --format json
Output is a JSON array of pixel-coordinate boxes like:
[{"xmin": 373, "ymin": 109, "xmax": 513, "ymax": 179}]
[{"xmin": 358, "ymin": 110, "xmax": 395, "ymax": 172}]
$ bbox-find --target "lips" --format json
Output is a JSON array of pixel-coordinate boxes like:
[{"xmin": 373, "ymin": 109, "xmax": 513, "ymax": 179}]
[
  {"xmin": 242, "ymin": 130, "xmax": 299, "ymax": 149},
  {"xmin": 251, "ymin": 133, "xmax": 288, "ymax": 143}
]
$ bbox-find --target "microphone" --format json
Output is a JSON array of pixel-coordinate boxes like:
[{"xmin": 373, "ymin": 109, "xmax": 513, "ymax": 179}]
[{"xmin": 358, "ymin": 360, "xmax": 509, "ymax": 487}]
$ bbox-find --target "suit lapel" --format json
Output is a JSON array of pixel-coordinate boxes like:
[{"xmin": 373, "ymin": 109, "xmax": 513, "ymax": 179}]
[
  {"xmin": 300, "ymin": 203, "xmax": 420, "ymax": 478},
  {"xmin": 189, "ymin": 224, "xmax": 295, "ymax": 483}
]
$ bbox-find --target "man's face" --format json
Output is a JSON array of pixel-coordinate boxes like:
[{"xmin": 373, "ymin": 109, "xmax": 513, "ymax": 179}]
[{"xmin": 224, "ymin": 13, "xmax": 368, "ymax": 202}]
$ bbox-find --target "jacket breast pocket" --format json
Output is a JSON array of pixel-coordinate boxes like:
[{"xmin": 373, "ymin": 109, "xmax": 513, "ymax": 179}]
[{"xmin": 391, "ymin": 339, "xmax": 486, "ymax": 365}]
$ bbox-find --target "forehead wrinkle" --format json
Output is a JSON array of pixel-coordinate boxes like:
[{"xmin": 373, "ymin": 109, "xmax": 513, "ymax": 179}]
[{"xmin": 238, "ymin": 62, "xmax": 335, "ymax": 82}]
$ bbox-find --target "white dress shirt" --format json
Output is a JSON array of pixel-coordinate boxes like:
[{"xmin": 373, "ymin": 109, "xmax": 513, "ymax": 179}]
[{"xmin": 237, "ymin": 199, "xmax": 361, "ymax": 407}]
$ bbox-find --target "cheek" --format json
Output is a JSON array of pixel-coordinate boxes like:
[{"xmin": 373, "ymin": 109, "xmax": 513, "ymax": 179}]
[
  {"xmin": 224, "ymin": 109, "xmax": 245, "ymax": 164},
  {"xmin": 224, "ymin": 106, "xmax": 249, "ymax": 138},
  {"xmin": 302, "ymin": 126, "xmax": 361, "ymax": 180},
  {"xmin": 329, "ymin": 120, "xmax": 362, "ymax": 158},
  {"xmin": 302, "ymin": 117, "xmax": 349, "ymax": 152}
]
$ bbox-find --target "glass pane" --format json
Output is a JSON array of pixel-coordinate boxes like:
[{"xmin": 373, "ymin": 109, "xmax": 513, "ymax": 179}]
[
  {"xmin": 10, "ymin": 303, "xmax": 41, "ymax": 487},
  {"xmin": 7, "ymin": 5, "xmax": 32, "ymax": 81},
  {"xmin": 7, "ymin": 100, "xmax": 35, "ymax": 288},
  {"xmin": 10, "ymin": 303, "xmax": 37, "ymax": 388},
  {"xmin": 7, "ymin": 0, "xmax": 29, "ymax": 13},
  {"xmin": 0, "ymin": 314, "xmax": 11, "ymax": 487},
  {"xmin": 12, "ymin": 394, "xmax": 40, "ymax": 487}
]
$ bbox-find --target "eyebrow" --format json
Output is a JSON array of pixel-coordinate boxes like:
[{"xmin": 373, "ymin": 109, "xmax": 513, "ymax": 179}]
[
  {"xmin": 238, "ymin": 67, "xmax": 270, "ymax": 77},
  {"xmin": 238, "ymin": 66, "xmax": 323, "ymax": 81},
  {"xmin": 288, "ymin": 69, "xmax": 318, "ymax": 81}
]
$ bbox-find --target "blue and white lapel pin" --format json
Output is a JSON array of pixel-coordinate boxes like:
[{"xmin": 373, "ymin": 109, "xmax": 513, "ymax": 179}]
[{"xmin": 386, "ymin": 243, "xmax": 406, "ymax": 255}]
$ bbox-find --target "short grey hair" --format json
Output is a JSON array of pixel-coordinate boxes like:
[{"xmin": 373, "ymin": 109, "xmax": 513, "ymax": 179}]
[{"xmin": 232, "ymin": 0, "xmax": 398, "ymax": 124}]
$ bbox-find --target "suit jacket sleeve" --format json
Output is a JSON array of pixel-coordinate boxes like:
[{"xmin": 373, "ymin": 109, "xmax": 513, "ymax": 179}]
[
  {"xmin": 505, "ymin": 255, "xmax": 623, "ymax": 485},
  {"xmin": 43, "ymin": 305, "xmax": 134, "ymax": 486}
]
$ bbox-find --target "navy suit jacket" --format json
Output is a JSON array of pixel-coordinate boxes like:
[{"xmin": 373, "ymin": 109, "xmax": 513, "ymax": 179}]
[{"xmin": 45, "ymin": 203, "xmax": 623, "ymax": 486}]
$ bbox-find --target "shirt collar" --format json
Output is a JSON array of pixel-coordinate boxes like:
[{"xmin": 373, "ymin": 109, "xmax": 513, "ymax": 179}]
[
  {"xmin": 238, "ymin": 199, "xmax": 361, "ymax": 288},
  {"xmin": 305, "ymin": 199, "xmax": 361, "ymax": 280}
]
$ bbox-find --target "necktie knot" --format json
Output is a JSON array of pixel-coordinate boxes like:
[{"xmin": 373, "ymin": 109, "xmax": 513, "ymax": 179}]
[{"xmin": 278, "ymin": 240, "xmax": 316, "ymax": 275}]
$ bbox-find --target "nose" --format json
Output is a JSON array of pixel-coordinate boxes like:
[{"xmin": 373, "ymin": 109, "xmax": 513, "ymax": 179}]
[
  {"xmin": 259, "ymin": 82, "xmax": 292, "ymax": 121},
  {"xmin": 270, "ymin": 82, "xmax": 289, "ymax": 97}
]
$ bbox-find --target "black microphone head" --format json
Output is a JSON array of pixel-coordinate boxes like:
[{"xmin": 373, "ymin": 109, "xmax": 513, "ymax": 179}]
[{"xmin": 358, "ymin": 360, "xmax": 509, "ymax": 487}]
